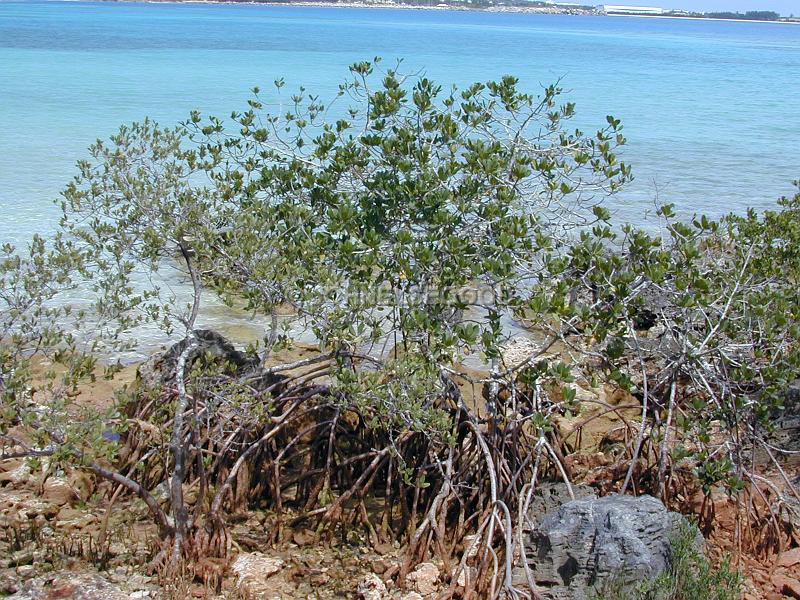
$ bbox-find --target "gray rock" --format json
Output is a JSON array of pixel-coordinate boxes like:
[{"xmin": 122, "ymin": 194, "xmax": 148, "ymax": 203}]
[
  {"xmin": 766, "ymin": 379, "xmax": 800, "ymax": 452},
  {"xmin": 786, "ymin": 379, "xmax": 800, "ymax": 405},
  {"xmin": 526, "ymin": 482, "xmax": 596, "ymax": 519},
  {"xmin": 525, "ymin": 494, "xmax": 693, "ymax": 600},
  {"xmin": 512, "ymin": 483, "xmax": 596, "ymax": 588},
  {"xmin": 137, "ymin": 329, "xmax": 259, "ymax": 389},
  {"xmin": 135, "ymin": 329, "xmax": 287, "ymax": 396}
]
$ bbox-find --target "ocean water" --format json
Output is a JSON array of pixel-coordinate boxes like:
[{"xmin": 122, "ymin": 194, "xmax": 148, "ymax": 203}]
[
  {"xmin": 1, "ymin": 1, "xmax": 799, "ymax": 359},
  {"xmin": 1, "ymin": 1, "xmax": 799, "ymax": 248}
]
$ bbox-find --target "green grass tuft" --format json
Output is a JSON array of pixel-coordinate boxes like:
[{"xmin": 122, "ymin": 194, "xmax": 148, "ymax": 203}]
[{"xmin": 595, "ymin": 520, "xmax": 742, "ymax": 600}]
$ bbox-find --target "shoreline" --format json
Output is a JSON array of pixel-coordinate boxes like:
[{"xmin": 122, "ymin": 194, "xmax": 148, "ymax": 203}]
[
  {"xmin": 606, "ymin": 13, "xmax": 800, "ymax": 25},
  {"xmin": 102, "ymin": 0, "xmax": 597, "ymax": 13},
  {"xmin": 88, "ymin": 0, "xmax": 800, "ymax": 24}
]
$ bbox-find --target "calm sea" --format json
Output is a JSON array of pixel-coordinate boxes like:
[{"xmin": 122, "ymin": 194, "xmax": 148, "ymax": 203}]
[
  {"xmin": 1, "ymin": 0, "xmax": 799, "ymax": 357},
  {"xmin": 2, "ymin": 1, "xmax": 800, "ymax": 247}
]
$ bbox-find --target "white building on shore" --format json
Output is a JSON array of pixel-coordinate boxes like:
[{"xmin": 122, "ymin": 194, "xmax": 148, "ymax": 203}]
[{"xmin": 602, "ymin": 5, "xmax": 664, "ymax": 15}]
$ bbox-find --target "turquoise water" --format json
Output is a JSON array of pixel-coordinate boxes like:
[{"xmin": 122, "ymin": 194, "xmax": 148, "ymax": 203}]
[{"xmin": 1, "ymin": 1, "xmax": 799, "ymax": 248}]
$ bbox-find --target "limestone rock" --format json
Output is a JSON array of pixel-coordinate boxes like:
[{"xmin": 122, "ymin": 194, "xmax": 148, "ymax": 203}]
[
  {"xmin": 231, "ymin": 552, "xmax": 285, "ymax": 598},
  {"xmin": 7, "ymin": 571, "xmax": 129, "ymax": 599},
  {"xmin": 54, "ymin": 507, "xmax": 96, "ymax": 531},
  {"xmin": 526, "ymin": 483, "xmax": 595, "ymax": 520},
  {"xmin": 773, "ymin": 573, "xmax": 800, "ymax": 599},
  {"xmin": 15, "ymin": 565, "xmax": 35, "ymax": 579},
  {"xmin": 500, "ymin": 337, "xmax": 540, "ymax": 369},
  {"xmin": 0, "ymin": 570, "xmax": 19, "ymax": 595},
  {"xmin": 41, "ymin": 478, "xmax": 77, "ymax": 507},
  {"xmin": 407, "ymin": 562, "xmax": 439, "ymax": 596},
  {"xmin": 0, "ymin": 461, "xmax": 32, "ymax": 486},
  {"xmin": 135, "ymin": 330, "xmax": 286, "ymax": 399},
  {"xmin": 137, "ymin": 329, "xmax": 259, "ymax": 389},
  {"xmin": 512, "ymin": 483, "xmax": 596, "ymax": 588},
  {"xmin": 777, "ymin": 548, "xmax": 800, "ymax": 569},
  {"xmin": 357, "ymin": 573, "xmax": 387, "ymax": 599},
  {"xmin": 525, "ymin": 494, "xmax": 694, "ymax": 600},
  {"xmin": 786, "ymin": 379, "xmax": 800, "ymax": 404},
  {"xmin": 65, "ymin": 470, "xmax": 94, "ymax": 502},
  {"xmin": 454, "ymin": 566, "xmax": 477, "ymax": 589},
  {"xmin": 55, "ymin": 507, "xmax": 84, "ymax": 522}
]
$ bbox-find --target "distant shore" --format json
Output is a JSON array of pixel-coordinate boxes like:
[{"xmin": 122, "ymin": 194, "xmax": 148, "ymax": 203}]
[
  {"xmin": 606, "ymin": 13, "xmax": 799, "ymax": 24},
  {"xmin": 105, "ymin": 0, "xmax": 800, "ymax": 24},
  {"xmin": 126, "ymin": 0, "xmax": 596, "ymax": 14},
  {"xmin": 263, "ymin": 1, "xmax": 587, "ymax": 14}
]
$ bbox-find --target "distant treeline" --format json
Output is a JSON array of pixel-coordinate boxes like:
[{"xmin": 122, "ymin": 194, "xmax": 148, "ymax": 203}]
[{"xmin": 703, "ymin": 10, "xmax": 780, "ymax": 21}]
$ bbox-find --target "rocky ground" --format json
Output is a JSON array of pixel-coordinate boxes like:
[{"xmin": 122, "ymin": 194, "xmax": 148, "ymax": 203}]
[
  {"xmin": 3, "ymin": 442, "xmax": 800, "ymax": 599},
  {"xmin": 2, "ymin": 339, "xmax": 800, "ymax": 599},
  {"xmin": 0, "ymin": 456, "xmax": 448, "ymax": 599}
]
